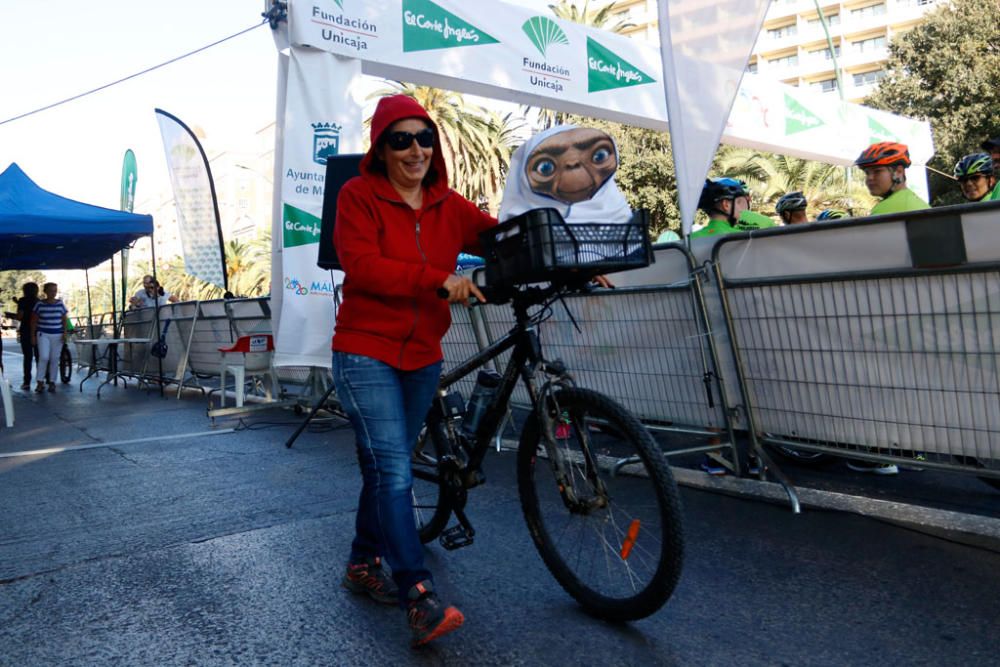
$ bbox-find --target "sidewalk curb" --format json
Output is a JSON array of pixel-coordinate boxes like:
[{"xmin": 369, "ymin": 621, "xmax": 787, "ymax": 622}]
[{"xmin": 671, "ymin": 467, "xmax": 1000, "ymax": 554}]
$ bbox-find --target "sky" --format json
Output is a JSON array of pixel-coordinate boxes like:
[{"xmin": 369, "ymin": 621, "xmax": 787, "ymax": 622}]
[
  {"xmin": 0, "ymin": 0, "xmax": 552, "ymax": 215},
  {"xmin": 1, "ymin": 1, "xmax": 283, "ymax": 212},
  {"xmin": 0, "ymin": 0, "xmax": 554, "ymax": 298}
]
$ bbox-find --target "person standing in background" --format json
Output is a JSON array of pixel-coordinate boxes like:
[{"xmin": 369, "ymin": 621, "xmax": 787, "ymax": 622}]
[
  {"xmin": 30, "ymin": 282, "xmax": 69, "ymax": 394},
  {"xmin": 6, "ymin": 282, "xmax": 41, "ymax": 390}
]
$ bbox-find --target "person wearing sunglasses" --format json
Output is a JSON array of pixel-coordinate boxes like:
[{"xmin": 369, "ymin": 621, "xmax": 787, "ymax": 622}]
[
  {"xmin": 953, "ymin": 153, "xmax": 996, "ymax": 203},
  {"xmin": 330, "ymin": 94, "xmax": 496, "ymax": 647}
]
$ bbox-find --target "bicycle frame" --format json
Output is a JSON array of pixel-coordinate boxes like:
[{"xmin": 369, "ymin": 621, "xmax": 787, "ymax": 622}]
[{"xmin": 432, "ymin": 303, "xmax": 542, "ymax": 477}]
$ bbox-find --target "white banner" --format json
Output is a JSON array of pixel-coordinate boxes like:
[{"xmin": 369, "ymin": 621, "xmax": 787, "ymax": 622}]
[
  {"xmin": 155, "ymin": 109, "xmax": 227, "ymax": 289},
  {"xmin": 725, "ymin": 73, "xmax": 935, "ymax": 169},
  {"xmin": 285, "ymin": 1, "xmax": 933, "ymax": 230},
  {"xmin": 657, "ymin": 0, "xmax": 771, "ymax": 236},
  {"xmin": 288, "ymin": 0, "xmax": 668, "ymax": 128},
  {"xmin": 273, "ymin": 48, "xmax": 364, "ymax": 368}
]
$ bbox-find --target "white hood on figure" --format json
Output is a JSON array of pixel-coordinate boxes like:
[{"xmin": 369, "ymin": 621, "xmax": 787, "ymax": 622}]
[{"xmin": 499, "ymin": 124, "xmax": 632, "ymax": 224}]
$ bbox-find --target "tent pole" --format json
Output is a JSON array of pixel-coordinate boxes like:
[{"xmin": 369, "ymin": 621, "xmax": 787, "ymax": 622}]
[
  {"xmin": 84, "ymin": 270, "xmax": 94, "ymax": 337},
  {"xmin": 151, "ymin": 232, "xmax": 164, "ymax": 397},
  {"xmin": 110, "ymin": 256, "xmax": 120, "ymax": 391}
]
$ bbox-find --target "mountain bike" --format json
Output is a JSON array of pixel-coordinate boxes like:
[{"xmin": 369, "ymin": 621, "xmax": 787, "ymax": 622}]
[{"xmin": 411, "ymin": 209, "xmax": 685, "ymax": 621}]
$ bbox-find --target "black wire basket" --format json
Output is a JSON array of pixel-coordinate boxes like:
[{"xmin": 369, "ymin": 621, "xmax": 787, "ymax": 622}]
[{"xmin": 480, "ymin": 208, "xmax": 653, "ymax": 286}]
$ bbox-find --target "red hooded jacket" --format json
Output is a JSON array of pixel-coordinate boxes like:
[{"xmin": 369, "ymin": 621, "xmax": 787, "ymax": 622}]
[{"xmin": 332, "ymin": 95, "xmax": 496, "ymax": 370}]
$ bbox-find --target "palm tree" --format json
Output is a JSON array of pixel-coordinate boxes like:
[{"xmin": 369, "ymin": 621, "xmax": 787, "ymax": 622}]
[
  {"xmin": 368, "ymin": 82, "xmax": 521, "ymax": 212},
  {"xmin": 150, "ymin": 231, "xmax": 272, "ymax": 303},
  {"xmin": 548, "ymin": 1, "xmax": 635, "ymax": 33},
  {"xmin": 714, "ymin": 147, "xmax": 877, "ymax": 218}
]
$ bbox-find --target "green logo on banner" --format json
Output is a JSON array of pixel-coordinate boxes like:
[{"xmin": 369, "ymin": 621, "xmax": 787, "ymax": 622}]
[
  {"xmin": 333, "ymin": 0, "xmax": 343, "ymax": 8},
  {"xmin": 586, "ymin": 37, "xmax": 655, "ymax": 92},
  {"xmin": 283, "ymin": 203, "xmax": 322, "ymax": 249},
  {"xmin": 522, "ymin": 16, "xmax": 569, "ymax": 57},
  {"xmin": 868, "ymin": 116, "xmax": 899, "ymax": 144},
  {"xmin": 402, "ymin": 0, "xmax": 499, "ymax": 52},
  {"xmin": 784, "ymin": 93, "xmax": 824, "ymax": 135}
]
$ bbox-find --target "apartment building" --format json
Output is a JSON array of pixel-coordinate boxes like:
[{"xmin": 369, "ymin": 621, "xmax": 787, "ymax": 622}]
[{"xmin": 607, "ymin": 0, "xmax": 942, "ymax": 103}]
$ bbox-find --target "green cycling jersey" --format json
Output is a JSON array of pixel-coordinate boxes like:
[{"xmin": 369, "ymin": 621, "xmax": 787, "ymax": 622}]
[{"xmin": 870, "ymin": 187, "xmax": 930, "ymax": 216}]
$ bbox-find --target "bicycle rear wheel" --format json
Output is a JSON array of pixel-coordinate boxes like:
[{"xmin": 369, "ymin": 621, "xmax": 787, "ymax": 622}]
[
  {"xmin": 411, "ymin": 422, "xmax": 452, "ymax": 543},
  {"xmin": 517, "ymin": 387, "xmax": 684, "ymax": 621}
]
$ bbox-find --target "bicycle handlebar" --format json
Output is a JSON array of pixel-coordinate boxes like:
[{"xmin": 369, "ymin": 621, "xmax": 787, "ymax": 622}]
[{"xmin": 437, "ymin": 278, "xmax": 597, "ymax": 306}]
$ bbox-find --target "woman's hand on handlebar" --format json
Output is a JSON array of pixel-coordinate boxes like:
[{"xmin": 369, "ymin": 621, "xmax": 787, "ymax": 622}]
[{"xmin": 440, "ymin": 274, "xmax": 487, "ymax": 306}]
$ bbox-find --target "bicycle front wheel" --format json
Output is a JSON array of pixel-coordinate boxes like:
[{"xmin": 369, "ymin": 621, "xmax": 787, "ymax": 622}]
[{"xmin": 517, "ymin": 387, "xmax": 684, "ymax": 621}]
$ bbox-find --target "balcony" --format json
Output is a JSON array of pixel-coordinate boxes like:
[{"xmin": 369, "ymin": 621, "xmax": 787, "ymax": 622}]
[{"xmin": 765, "ymin": 0, "xmax": 812, "ymax": 21}]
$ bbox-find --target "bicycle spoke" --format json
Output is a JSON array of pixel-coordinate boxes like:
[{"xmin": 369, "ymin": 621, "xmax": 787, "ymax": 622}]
[{"xmin": 518, "ymin": 387, "xmax": 683, "ymax": 621}]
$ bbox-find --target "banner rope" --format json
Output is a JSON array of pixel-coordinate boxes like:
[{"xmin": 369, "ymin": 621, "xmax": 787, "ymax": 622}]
[{"xmin": 0, "ymin": 21, "xmax": 267, "ymax": 128}]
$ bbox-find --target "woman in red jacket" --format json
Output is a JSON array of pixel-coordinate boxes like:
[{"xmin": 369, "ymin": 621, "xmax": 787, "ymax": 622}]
[{"xmin": 331, "ymin": 94, "xmax": 495, "ymax": 647}]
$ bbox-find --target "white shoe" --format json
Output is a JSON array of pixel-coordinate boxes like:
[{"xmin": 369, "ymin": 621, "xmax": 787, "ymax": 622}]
[{"xmin": 846, "ymin": 461, "xmax": 899, "ymax": 476}]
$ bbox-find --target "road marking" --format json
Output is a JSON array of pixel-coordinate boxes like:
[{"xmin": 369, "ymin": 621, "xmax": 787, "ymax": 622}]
[{"xmin": 0, "ymin": 429, "xmax": 237, "ymax": 459}]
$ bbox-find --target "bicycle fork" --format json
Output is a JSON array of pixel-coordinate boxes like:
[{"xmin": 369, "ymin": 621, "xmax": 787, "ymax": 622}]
[{"xmin": 536, "ymin": 373, "xmax": 609, "ymax": 515}]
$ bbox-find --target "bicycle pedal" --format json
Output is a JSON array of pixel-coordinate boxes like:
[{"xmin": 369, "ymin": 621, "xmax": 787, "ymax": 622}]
[{"xmin": 438, "ymin": 524, "xmax": 475, "ymax": 551}]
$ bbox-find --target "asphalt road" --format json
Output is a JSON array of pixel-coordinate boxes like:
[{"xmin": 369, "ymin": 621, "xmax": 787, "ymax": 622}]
[{"xmin": 0, "ymin": 366, "xmax": 998, "ymax": 666}]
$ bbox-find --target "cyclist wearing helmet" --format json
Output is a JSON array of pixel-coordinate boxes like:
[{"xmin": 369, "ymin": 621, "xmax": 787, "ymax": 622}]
[
  {"xmin": 775, "ymin": 191, "xmax": 809, "ymax": 225},
  {"xmin": 815, "ymin": 209, "xmax": 849, "ymax": 222},
  {"xmin": 980, "ymin": 137, "xmax": 1000, "ymax": 201},
  {"xmin": 854, "ymin": 141, "xmax": 929, "ymax": 216},
  {"xmin": 692, "ymin": 177, "xmax": 761, "ymax": 237},
  {"xmin": 953, "ymin": 153, "xmax": 996, "ymax": 203}
]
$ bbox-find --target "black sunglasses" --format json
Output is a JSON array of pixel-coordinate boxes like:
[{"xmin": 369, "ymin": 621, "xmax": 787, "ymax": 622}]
[{"xmin": 385, "ymin": 128, "xmax": 434, "ymax": 151}]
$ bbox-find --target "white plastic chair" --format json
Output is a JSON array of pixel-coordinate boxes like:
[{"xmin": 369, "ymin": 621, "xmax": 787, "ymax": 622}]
[
  {"xmin": 1, "ymin": 370, "xmax": 14, "ymax": 427},
  {"xmin": 218, "ymin": 334, "xmax": 279, "ymax": 407}
]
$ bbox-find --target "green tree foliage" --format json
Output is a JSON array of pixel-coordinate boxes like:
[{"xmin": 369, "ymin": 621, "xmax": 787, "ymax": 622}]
[
  {"xmin": 713, "ymin": 147, "xmax": 877, "ymax": 219},
  {"xmin": 154, "ymin": 231, "xmax": 273, "ymax": 302},
  {"xmin": 0, "ymin": 270, "xmax": 46, "ymax": 308},
  {"xmin": 865, "ymin": 0, "xmax": 1000, "ymax": 204},
  {"xmin": 562, "ymin": 115, "xmax": 680, "ymax": 236},
  {"xmin": 548, "ymin": 1, "xmax": 634, "ymax": 35},
  {"xmin": 369, "ymin": 82, "xmax": 524, "ymax": 212}
]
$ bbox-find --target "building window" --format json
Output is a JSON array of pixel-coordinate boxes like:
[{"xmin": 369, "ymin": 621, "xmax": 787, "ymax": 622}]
[
  {"xmin": 808, "ymin": 45, "xmax": 841, "ymax": 61},
  {"xmin": 852, "ymin": 69, "xmax": 886, "ymax": 86},
  {"xmin": 850, "ymin": 3, "xmax": 887, "ymax": 19},
  {"xmin": 812, "ymin": 78, "xmax": 838, "ymax": 93},
  {"xmin": 807, "ymin": 13, "xmax": 840, "ymax": 27},
  {"xmin": 770, "ymin": 53, "xmax": 799, "ymax": 69},
  {"xmin": 747, "ymin": 62, "xmax": 758, "ymax": 74},
  {"xmin": 852, "ymin": 35, "xmax": 887, "ymax": 53},
  {"xmin": 767, "ymin": 23, "xmax": 798, "ymax": 40}
]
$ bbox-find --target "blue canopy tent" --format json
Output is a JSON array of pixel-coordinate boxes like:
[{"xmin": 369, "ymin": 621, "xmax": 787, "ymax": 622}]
[
  {"xmin": 0, "ymin": 163, "xmax": 152, "ymax": 270},
  {"xmin": 0, "ymin": 163, "xmax": 157, "ymax": 379}
]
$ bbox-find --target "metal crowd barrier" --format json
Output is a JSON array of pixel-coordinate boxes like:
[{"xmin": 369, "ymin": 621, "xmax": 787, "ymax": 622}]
[
  {"xmin": 67, "ymin": 202, "xmax": 1000, "ymax": 491},
  {"xmin": 713, "ymin": 202, "xmax": 1000, "ymax": 485},
  {"xmin": 441, "ymin": 245, "xmax": 739, "ymax": 466}
]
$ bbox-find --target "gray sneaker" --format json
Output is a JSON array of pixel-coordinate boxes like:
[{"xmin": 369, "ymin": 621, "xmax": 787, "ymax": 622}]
[{"xmin": 342, "ymin": 557, "xmax": 398, "ymax": 605}]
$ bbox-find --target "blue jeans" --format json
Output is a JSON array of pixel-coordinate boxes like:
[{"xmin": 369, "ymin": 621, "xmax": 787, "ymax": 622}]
[{"xmin": 331, "ymin": 351, "xmax": 442, "ymax": 601}]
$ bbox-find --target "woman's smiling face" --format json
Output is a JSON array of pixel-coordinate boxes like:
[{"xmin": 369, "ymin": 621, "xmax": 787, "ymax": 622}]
[{"xmin": 379, "ymin": 118, "xmax": 433, "ymax": 191}]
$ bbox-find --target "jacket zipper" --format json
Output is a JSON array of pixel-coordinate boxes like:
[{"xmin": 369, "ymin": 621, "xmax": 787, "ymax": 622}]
[{"xmin": 399, "ymin": 213, "xmax": 427, "ymax": 368}]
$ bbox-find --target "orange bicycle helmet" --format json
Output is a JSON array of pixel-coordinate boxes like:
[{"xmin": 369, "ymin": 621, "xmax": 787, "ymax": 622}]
[{"xmin": 854, "ymin": 142, "xmax": 911, "ymax": 168}]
